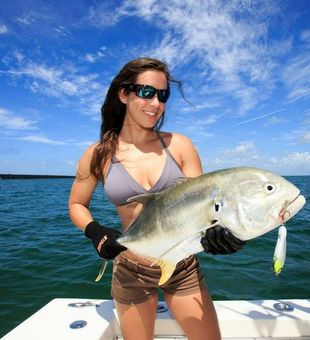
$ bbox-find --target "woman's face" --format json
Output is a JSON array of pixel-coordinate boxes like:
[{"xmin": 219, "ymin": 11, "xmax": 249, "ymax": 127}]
[{"xmin": 120, "ymin": 70, "xmax": 168, "ymax": 130}]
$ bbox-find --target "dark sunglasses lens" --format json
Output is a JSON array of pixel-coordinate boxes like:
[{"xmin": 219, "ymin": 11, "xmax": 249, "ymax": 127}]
[
  {"xmin": 158, "ymin": 90, "xmax": 169, "ymax": 103},
  {"xmin": 133, "ymin": 85, "xmax": 169, "ymax": 103},
  {"xmin": 137, "ymin": 86, "xmax": 156, "ymax": 99}
]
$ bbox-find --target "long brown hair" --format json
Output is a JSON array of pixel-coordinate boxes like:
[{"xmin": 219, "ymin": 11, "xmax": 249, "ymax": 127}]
[{"xmin": 90, "ymin": 57, "xmax": 183, "ymax": 182}]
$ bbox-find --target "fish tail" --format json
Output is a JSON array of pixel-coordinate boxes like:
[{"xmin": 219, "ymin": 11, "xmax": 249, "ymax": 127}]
[{"xmin": 95, "ymin": 259, "xmax": 108, "ymax": 282}]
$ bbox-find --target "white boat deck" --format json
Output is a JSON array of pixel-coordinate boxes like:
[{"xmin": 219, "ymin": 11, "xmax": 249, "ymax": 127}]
[{"xmin": 2, "ymin": 298, "xmax": 310, "ymax": 339}]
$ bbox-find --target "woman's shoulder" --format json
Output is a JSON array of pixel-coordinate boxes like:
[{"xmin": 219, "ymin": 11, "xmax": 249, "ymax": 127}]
[
  {"xmin": 79, "ymin": 142, "xmax": 100, "ymax": 161},
  {"xmin": 76, "ymin": 142, "xmax": 100, "ymax": 179},
  {"xmin": 159, "ymin": 131, "xmax": 194, "ymax": 148},
  {"xmin": 159, "ymin": 131, "xmax": 202, "ymax": 175}
]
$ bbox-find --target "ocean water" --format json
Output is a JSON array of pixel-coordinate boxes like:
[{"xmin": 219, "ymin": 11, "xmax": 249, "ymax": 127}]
[{"xmin": 0, "ymin": 176, "xmax": 309, "ymax": 337}]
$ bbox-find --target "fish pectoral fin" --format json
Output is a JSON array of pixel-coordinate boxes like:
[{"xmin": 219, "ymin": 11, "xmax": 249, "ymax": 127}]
[
  {"xmin": 153, "ymin": 259, "xmax": 177, "ymax": 286},
  {"xmin": 170, "ymin": 177, "xmax": 189, "ymax": 186},
  {"xmin": 126, "ymin": 192, "xmax": 156, "ymax": 205}
]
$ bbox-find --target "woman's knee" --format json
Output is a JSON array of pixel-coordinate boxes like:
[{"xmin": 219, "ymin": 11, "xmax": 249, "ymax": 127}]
[
  {"xmin": 164, "ymin": 289, "xmax": 221, "ymax": 340},
  {"xmin": 115, "ymin": 295, "xmax": 158, "ymax": 340}
]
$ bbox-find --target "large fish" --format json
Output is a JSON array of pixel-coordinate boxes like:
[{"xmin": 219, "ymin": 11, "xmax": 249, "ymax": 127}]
[{"xmin": 97, "ymin": 167, "xmax": 306, "ymax": 285}]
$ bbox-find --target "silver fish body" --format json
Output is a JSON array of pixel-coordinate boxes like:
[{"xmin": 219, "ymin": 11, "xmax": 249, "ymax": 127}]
[{"xmin": 114, "ymin": 167, "xmax": 305, "ymax": 285}]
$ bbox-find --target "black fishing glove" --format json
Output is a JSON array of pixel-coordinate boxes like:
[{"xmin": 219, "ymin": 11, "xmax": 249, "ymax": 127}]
[
  {"xmin": 85, "ymin": 221, "xmax": 127, "ymax": 259},
  {"xmin": 201, "ymin": 225, "xmax": 246, "ymax": 255}
]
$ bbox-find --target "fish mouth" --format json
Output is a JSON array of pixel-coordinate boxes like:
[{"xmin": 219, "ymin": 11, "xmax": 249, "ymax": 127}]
[{"xmin": 279, "ymin": 194, "xmax": 306, "ymax": 223}]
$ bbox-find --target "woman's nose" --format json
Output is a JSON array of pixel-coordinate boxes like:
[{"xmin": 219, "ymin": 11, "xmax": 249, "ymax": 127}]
[{"xmin": 150, "ymin": 94, "xmax": 161, "ymax": 107}]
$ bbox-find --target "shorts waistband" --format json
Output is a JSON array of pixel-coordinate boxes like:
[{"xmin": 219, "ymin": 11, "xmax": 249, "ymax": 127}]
[{"xmin": 116, "ymin": 253, "xmax": 195, "ymax": 271}]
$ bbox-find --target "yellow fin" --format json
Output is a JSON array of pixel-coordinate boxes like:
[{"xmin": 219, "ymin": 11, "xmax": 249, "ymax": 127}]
[
  {"xmin": 95, "ymin": 260, "xmax": 108, "ymax": 282},
  {"xmin": 155, "ymin": 259, "xmax": 177, "ymax": 286}
]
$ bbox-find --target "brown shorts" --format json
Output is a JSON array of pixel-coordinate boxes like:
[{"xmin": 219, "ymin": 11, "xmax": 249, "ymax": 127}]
[{"xmin": 111, "ymin": 254, "xmax": 205, "ymax": 305}]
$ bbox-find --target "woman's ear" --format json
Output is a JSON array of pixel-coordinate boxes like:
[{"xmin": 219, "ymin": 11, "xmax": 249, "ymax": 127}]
[{"xmin": 118, "ymin": 88, "xmax": 128, "ymax": 104}]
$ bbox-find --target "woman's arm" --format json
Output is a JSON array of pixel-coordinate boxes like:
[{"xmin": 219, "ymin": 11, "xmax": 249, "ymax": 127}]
[
  {"xmin": 170, "ymin": 133, "xmax": 203, "ymax": 177},
  {"xmin": 68, "ymin": 144, "xmax": 99, "ymax": 231},
  {"xmin": 68, "ymin": 144, "xmax": 126, "ymax": 259}
]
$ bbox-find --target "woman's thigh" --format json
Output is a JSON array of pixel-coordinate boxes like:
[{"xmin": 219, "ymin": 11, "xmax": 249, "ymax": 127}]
[
  {"xmin": 115, "ymin": 293, "xmax": 158, "ymax": 340},
  {"xmin": 164, "ymin": 287, "xmax": 221, "ymax": 340}
]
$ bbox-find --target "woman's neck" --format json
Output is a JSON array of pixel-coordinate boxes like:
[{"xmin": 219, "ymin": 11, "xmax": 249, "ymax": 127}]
[{"xmin": 119, "ymin": 126, "xmax": 157, "ymax": 145}]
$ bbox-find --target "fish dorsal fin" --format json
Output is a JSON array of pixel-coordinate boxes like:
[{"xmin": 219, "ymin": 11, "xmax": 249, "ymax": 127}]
[
  {"xmin": 153, "ymin": 259, "xmax": 177, "ymax": 286},
  {"xmin": 126, "ymin": 192, "xmax": 156, "ymax": 205}
]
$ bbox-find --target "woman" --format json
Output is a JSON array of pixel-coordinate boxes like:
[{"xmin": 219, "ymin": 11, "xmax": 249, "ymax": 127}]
[{"xmin": 69, "ymin": 57, "xmax": 244, "ymax": 340}]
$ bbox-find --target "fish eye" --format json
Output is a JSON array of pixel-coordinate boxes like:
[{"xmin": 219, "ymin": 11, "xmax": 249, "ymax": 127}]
[
  {"xmin": 214, "ymin": 201, "xmax": 223, "ymax": 212},
  {"xmin": 265, "ymin": 183, "xmax": 275, "ymax": 194}
]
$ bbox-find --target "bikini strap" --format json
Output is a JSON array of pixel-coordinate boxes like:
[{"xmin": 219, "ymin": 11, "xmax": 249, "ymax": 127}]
[
  {"xmin": 156, "ymin": 131, "xmax": 182, "ymax": 168},
  {"xmin": 156, "ymin": 131, "xmax": 168, "ymax": 150}
]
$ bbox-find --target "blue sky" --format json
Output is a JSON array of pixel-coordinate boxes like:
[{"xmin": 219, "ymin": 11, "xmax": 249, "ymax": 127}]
[{"xmin": 0, "ymin": 0, "xmax": 309, "ymax": 176}]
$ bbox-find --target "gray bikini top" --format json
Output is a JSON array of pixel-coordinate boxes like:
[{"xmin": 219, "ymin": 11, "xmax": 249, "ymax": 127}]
[{"xmin": 104, "ymin": 132, "xmax": 185, "ymax": 206}]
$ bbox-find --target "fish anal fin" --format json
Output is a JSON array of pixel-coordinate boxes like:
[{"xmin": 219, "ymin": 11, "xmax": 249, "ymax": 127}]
[
  {"xmin": 95, "ymin": 259, "xmax": 108, "ymax": 282},
  {"xmin": 154, "ymin": 259, "xmax": 177, "ymax": 286}
]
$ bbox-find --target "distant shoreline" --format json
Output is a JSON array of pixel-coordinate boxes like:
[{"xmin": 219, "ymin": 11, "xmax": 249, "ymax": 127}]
[
  {"xmin": 0, "ymin": 173, "xmax": 307, "ymax": 180},
  {"xmin": 0, "ymin": 174, "xmax": 75, "ymax": 180}
]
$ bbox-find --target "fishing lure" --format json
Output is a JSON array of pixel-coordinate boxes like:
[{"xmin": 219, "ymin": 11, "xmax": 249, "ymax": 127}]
[{"xmin": 273, "ymin": 225, "xmax": 287, "ymax": 275}]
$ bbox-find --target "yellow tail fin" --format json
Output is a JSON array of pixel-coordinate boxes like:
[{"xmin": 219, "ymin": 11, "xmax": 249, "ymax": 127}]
[{"xmin": 155, "ymin": 259, "xmax": 177, "ymax": 286}]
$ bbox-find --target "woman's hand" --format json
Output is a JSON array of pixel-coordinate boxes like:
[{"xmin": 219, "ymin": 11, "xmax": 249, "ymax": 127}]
[
  {"xmin": 85, "ymin": 221, "xmax": 127, "ymax": 259},
  {"xmin": 201, "ymin": 225, "xmax": 246, "ymax": 255}
]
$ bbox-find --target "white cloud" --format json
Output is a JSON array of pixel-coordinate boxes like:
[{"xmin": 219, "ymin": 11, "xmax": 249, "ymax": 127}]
[
  {"xmin": 15, "ymin": 136, "xmax": 95, "ymax": 147},
  {"xmin": 223, "ymin": 141, "xmax": 259, "ymax": 160},
  {"xmin": 281, "ymin": 127, "xmax": 310, "ymax": 145},
  {"xmin": 84, "ymin": 47, "xmax": 106, "ymax": 63},
  {"xmin": 264, "ymin": 116, "xmax": 287, "ymax": 126},
  {"xmin": 85, "ymin": 54, "xmax": 96, "ymax": 63},
  {"xmin": 15, "ymin": 64, "xmax": 78, "ymax": 96},
  {"xmin": 73, "ymin": 141, "xmax": 95, "ymax": 147},
  {"xmin": 54, "ymin": 26, "xmax": 71, "ymax": 37},
  {"xmin": 0, "ymin": 108, "xmax": 37, "ymax": 130},
  {"xmin": 234, "ymin": 110, "xmax": 285, "ymax": 126},
  {"xmin": 0, "ymin": 24, "xmax": 8, "ymax": 34},
  {"xmin": 18, "ymin": 135, "xmax": 66, "ymax": 145},
  {"xmin": 13, "ymin": 50, "xmax": 25, "ymax": 63},
  {"xmin": 3, "ymin": 61, "xmax": 105, "ymax": 118},
  {"xmin": 6, "ymin": 62, "xmax": 102, "ymax": 97},
  {"xmin": 270, "ymin": 152, "xmax": 310, "ymax": 166},
  {"xmin": 181, "ymin": 99, "xmax": 221, "ymax": 112},
  {"xmin": 87, "ymin": 1, "xmax": 132, "ymax": 27},
  {"xmin": 102, "ymin": 0, "xmax": 288, "ymax": 113},
  {"xmin": 15, "ymin": 12, "xmax": 37, "ymax": 25},
  {"xmin": 199, "ymin": 115, "xmax": 219, "ymax": 125},
  {"xmin": 203, "ymin": 144, "xmax": 310, "ymax": 175},
  {"xmin": 299, "ymin": 131, "xmax": 310, "ymax": 144},
  {"xmin": 300, "ymin": 30, "xmax": 310, "ymax": 45},
  {"xmin": 282, "ymin": 52, "xmax": 310, "ymax": 102},
  {"xmin": 203, "ymin": 141, "xmax": 260, "ymax": 170}
]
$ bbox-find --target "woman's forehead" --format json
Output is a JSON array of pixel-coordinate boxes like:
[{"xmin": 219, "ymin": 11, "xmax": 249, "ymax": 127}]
[{"xmin": 136, "ymin": 70, "xmax": 167, "ymax": 86}]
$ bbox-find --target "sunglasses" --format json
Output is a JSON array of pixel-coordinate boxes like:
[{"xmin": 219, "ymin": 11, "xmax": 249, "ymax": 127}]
[{"xmin": 124, "ymin": 84, "xmax": 170, "ymax": 103}]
